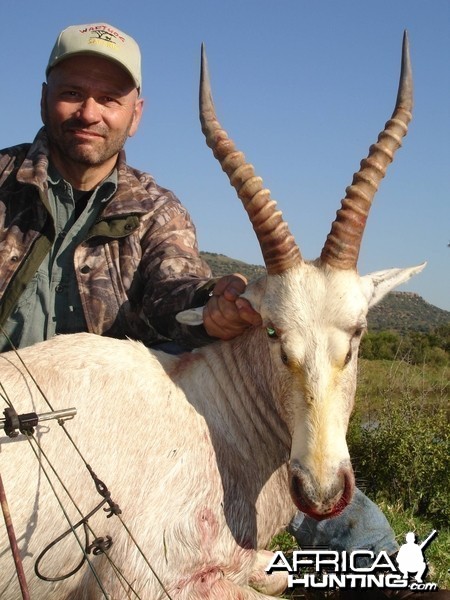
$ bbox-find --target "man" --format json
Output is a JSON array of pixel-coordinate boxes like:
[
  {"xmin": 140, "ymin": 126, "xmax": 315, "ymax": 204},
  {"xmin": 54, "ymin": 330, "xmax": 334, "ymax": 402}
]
[
  {"xmin": 0, "ymin": 22, "xmax": 260, "ymax": 353},
  {"xmin": 396, "ymin": 532, "xmax": 427, "ymax": 583},
  {"xmin": 0, "ymin": 23, "xmax": 438, "ymax": 600}
]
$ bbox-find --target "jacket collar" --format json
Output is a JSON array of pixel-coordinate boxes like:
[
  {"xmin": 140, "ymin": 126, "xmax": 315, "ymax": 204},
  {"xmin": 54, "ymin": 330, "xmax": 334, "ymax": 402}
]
[
  {"xmin": 101, "ymin": 153, "xmax": 150, "ymax": 218},
  {"xmin": 16, "ymin": 127, "xmax": 50, "ymax": 192}
]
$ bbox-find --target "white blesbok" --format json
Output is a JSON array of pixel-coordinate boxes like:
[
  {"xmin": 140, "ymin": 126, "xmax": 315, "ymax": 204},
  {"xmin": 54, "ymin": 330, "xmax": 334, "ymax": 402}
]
[{"xmin": 0, "ymin": 33, "xmax": 424, "ymax": 599}]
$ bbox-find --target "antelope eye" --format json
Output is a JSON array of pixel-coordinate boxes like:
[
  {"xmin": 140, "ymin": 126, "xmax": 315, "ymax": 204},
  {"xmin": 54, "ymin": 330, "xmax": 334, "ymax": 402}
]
[{"xmin": 266, "ymin": 327, "xmax": 278, "ymax": 339}]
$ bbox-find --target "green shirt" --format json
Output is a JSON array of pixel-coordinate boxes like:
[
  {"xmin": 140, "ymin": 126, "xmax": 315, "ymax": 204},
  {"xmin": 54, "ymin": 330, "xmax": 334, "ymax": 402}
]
[{"xmin": 0, "ymin": 166, "xmax": 117, "ymax": 351}]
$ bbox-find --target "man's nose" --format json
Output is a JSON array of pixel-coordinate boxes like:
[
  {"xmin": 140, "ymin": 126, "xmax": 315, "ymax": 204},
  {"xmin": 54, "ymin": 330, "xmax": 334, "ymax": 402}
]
[{"xmin": 76, "ymin": 97, "xmax": 102, "ymax": 123}]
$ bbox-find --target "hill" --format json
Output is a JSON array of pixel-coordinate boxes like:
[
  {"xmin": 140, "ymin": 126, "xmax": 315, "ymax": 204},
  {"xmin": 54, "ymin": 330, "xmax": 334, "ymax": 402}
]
[
  {"xmin": 367, "ymin": 291, "xmax": 450, "ymax": 333},
  {"xmin": 200, "ymin": 251, "xmax": 450, "ymax": 333},
  {"xmin": 201, "ymin": 251, "xmax": 266, "ymax": 281}
]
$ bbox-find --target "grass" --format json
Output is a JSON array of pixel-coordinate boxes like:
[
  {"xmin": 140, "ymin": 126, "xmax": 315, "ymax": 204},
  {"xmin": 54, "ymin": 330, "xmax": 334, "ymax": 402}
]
[{"xmin": 355, "ymin": 358, "xmax": 448, "ymax": 413}]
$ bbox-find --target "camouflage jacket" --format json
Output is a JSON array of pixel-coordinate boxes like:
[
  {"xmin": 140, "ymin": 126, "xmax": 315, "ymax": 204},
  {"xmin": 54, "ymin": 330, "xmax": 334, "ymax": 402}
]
[{"xmin": 0, "ymin": 128, "xmax": 216, "ymax": 348}]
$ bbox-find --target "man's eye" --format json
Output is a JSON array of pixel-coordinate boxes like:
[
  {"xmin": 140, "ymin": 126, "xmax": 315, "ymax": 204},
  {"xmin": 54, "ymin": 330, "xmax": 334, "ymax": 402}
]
[{"xmin": 61, "ymin": 90, "xmax": 80, "ymax": 99}]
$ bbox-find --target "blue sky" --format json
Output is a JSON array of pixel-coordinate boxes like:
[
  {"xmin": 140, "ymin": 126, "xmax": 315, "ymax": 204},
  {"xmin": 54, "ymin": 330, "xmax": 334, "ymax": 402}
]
[{"xmin": 3, "ymin": 0, "xmax": 449, "ymax": 310}]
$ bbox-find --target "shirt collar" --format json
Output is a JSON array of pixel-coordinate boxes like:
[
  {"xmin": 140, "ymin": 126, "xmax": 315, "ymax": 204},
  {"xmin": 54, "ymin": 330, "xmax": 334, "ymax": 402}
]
[{"xmin": 47, "ymin": 160, "xmax": 118, "ymax": 205}]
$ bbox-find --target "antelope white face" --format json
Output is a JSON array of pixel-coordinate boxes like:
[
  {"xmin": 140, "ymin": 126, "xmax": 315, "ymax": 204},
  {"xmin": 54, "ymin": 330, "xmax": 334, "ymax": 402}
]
[
  {"xmin": 257, "ymin": 266, "xmax": 361, "ymax": 519},
  {"xmin": 244, "ymin": 260, "xmax": 425, "ymax": 519}
]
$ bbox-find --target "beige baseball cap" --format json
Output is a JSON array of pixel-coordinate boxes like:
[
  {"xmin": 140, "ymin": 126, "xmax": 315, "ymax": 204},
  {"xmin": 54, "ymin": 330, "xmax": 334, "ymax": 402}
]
[{"xmin": 46, "ymin": 23, "xmax": 142, "ymax": 91}]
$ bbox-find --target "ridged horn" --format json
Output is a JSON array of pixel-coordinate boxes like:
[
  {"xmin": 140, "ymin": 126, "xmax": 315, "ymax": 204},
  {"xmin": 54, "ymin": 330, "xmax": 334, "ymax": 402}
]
[
  {"xmin": 320, "ymin": 31, "xmax": 413, "ymax": 270},
  {"xmin": 200, "ymin": 44, "xmax": 302, "ymax": 275}
]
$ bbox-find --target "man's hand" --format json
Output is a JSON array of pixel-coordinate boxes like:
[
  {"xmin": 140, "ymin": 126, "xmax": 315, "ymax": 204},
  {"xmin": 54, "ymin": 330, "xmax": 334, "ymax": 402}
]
[{"xmin": 203, "ymin": 274, "xmax": 262, "ymax": 340}]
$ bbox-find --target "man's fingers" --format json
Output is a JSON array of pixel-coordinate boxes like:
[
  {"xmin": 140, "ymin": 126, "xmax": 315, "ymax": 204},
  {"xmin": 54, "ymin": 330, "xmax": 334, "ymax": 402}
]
[
  {"xmin": 203, "ymin": 273, "xmax": 261, "ymax": 339},
  {"xmin": 213, "ymin": 274, "xmax": 247, "ymax": 301},
  {"xmin": 235, "ymin": 298, "xmax": 263, "ymax": 326}
]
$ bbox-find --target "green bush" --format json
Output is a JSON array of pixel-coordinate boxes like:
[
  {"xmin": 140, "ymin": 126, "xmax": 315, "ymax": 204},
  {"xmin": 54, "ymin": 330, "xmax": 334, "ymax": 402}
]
[
  {"xmin": 359, "ymin": 326, "xmax": 449, "ymax": 366},
  {"xmin": 424, "ymin": 346, "xmax": 449, "ymax": 366},
  {"xmin": 348, "ymin": 388, "xmax": 449, "ymax": 527},
  {"xmin": 360, "ymin": 331, "xmax": 401, "ymax": 361}
]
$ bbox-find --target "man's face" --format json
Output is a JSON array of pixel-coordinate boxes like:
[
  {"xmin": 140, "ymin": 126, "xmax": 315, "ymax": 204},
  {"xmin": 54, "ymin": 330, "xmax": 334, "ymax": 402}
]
[{"xmin": 42, "ymin": 54, "xmax": 143, "ymax": 170}]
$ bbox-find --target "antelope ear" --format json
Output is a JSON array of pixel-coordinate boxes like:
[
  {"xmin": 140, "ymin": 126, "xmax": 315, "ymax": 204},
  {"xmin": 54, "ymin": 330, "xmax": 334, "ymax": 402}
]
[
  {"xmin": 240, "ymin": 275, "xmax": 266, "ymax": 314},
  {"xmin": 176, "ymin": 306, "xmax": 204, "ymax": 326},
  {"xmin": 361, "ymin": 262, "xmax": 426, "ymax": 309}
]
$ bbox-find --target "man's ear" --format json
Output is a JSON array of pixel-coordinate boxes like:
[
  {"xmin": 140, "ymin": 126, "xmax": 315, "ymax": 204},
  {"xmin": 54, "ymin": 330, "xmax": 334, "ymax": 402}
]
[
  {"xmin": 361, "ymin": 262, "xmax": 426, "ymax": 309},
  {"xmin": 128, "ymin": 97, "xmax": 144, "ymax": 138}
]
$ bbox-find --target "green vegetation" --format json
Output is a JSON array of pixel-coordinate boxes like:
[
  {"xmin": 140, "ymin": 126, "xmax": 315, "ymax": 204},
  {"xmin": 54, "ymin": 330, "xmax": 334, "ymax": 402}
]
[
  {"xmin": 360, "ymin": 324, "xmax": 450, "ymax": 366},
  {"xmin": 350, "ymin": 357, "xmax": 449, "ymax": 521},
  {"xmin": 349, "ymin": 358, "xmax": 449, "ymax": 589}
]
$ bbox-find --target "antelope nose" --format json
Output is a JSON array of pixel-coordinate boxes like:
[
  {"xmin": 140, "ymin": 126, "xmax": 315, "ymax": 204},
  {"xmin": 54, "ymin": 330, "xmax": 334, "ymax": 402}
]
[{"xmin": 288, "ymin": 460, "xmax": 355, "ymax": 520}]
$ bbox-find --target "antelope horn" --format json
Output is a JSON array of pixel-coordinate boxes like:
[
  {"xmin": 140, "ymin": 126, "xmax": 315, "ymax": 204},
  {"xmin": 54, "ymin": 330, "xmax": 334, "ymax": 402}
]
[
  {"xmin": 320, "ymin": 31, "xmax": 413, "ymax": 270},
  {"xmin": 200, "ymin": 44, "xmax": 302, "ymax": 275}
]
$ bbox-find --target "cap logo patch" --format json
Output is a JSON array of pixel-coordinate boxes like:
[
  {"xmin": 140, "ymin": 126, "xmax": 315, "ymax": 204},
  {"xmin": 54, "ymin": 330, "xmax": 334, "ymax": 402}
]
[{"xmin": 78, "ymin": 25, "xmax": 125, "ymax": 44}]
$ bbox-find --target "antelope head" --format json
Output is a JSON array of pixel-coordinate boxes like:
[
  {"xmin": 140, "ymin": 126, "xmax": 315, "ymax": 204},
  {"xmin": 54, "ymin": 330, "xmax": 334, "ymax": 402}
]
[{"xmin": 181, "ymin": 33, "xmax": 425, "ymax": 520}]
